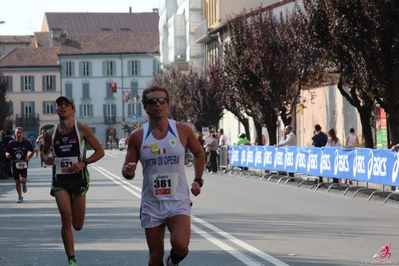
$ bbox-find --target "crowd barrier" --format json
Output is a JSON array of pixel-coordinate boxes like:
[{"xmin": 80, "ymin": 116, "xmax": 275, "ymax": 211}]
[{"xmin": 229, "ymin": 146, "xmax": 399, "ymax": 187}]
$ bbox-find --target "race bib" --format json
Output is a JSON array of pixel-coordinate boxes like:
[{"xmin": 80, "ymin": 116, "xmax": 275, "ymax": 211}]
[
  {"xmin": 150, "ymin": 172, "xmax": 178, "ymax": 196},
  {"xmin": 15, "ymin": 160, "xmax": 27, "ymax": 169},
  {"xmin": 56, "ymin": 156, "xmax": 78, "ymax": 174}
]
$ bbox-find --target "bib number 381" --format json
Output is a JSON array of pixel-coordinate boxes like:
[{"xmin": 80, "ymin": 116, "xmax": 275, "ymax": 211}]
[{"xmin": 151, "ymin": 173, "xmax": 178, "ymax": 196}]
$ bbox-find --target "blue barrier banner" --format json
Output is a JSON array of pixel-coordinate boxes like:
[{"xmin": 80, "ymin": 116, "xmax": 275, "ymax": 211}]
[{"xmin": 229, "ymin": 146, "xmax": 399, "ymax": 186}]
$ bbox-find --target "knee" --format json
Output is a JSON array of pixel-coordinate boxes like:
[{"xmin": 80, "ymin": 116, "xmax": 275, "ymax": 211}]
[
  {"xmin": 171, "ymin": 240, "xmax": 189, "ymax": 255},
  {"xmin": 73, "ymin": 220, "xmax": 84, "ymax": 231}
]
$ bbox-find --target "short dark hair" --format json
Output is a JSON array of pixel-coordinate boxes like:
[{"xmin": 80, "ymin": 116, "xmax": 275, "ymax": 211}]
[
  {"xmin": 219, "ymin": 128, "xmax": 224, "ymax": 133},
  {"xmin": 315, "ymin": 124, "xmax": 321, "ymax": 131},
  {"xmin": 142, "ymin": 86, "xmax": 170, "ymax": 105},
  {"xmin": 350, "ymin": 127, "xmax": 355, "ymax": 133}
]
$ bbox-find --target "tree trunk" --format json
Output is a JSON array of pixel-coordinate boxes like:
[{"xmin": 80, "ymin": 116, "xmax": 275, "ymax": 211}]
[
  {"xmin": 358, "ymin": 106, "xmax": 374, "ymax": 148},
  {"xmin": 254, "ymin": 122, "xmax": 263, "ymax": 145}
]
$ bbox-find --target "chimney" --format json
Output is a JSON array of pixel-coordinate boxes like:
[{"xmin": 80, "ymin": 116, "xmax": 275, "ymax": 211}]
[
  {"xmin": 152, "ymin": 8, "xmax": 158, "ymax": 13},
  {"xmin": 60, "ymin": 32, "xmax": 67, "ymax": 45},
  {"xmin": 129, "ymin": 7, "xmax": 132, "ymax": 13}
]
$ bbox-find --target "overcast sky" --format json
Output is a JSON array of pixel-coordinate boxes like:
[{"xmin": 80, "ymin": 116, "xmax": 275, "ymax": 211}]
[{"xmin": 0, "ymin": 0, "xmax": 160, "ymax": 36}]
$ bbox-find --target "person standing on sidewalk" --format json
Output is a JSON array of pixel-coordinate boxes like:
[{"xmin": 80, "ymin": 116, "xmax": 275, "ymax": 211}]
[
  {"xmin": 5, "ymin": 127, "xmax": 35, "ymax": 203},
  {"xmin": 122, "ymin": 86, "xmax": 205, "ymax": 266},
  {"xmin": 41, "ymin": 96, "xmax": 104, "ymax": 266},
  {"xmin": 36, "ymin": 129, "xmax": 46, "ymax": 167}
]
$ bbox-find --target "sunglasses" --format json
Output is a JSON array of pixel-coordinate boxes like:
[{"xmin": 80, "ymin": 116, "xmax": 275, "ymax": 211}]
[{"xmin": 146, "ymin": 97, "xmax": 168, "ymax": 105}]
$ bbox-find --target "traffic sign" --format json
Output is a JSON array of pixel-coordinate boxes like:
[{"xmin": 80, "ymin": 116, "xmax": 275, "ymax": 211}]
[{"xmin": 132, "ymin": 115, "xmax": 137, "ymax": 121}]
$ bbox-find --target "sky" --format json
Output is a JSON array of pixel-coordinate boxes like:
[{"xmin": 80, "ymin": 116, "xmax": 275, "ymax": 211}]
[{"xmin": 0, "ymin": 0, "xmax": 160, "ymax": 36}]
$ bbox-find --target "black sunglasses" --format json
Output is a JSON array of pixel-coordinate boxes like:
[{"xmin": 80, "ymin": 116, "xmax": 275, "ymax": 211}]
[{"xmin": 146, "ymin": 97, "xmax": 168, "ymax": 105}]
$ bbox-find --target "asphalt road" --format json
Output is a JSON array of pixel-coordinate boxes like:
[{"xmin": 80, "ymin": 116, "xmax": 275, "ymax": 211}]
[{"xmin": 1, "ymin": 150, "xmax": 399, "ymax": 266}]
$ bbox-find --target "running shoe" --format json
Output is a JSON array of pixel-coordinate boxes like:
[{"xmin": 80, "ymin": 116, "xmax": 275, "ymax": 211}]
[
  {"xmin": 22, "ymin": 184, "xmax": 27, "ymax": 193},
  {"xmin": 68, "ymin": 259, "xmax": 77, "ymax": 266},
  {"xmin": 165, "ymin": 256, "xmax": 178, "ymax": 266},
  {"xmin": 16, "ymin": 196, "xmax": 23, "ymax": 203}
]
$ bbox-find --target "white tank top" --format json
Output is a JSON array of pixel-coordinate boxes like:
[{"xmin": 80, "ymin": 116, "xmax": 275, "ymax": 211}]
[
  {"xmin": 139, "ymin": 119, "xmax": 189, "ymax": 202},
  {"xmin": 347, "ymin": 134, "xmax": 357, "ymax": 147}
]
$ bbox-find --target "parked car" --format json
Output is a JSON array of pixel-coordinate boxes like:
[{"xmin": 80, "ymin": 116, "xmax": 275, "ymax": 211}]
[{"xmin": 118, "ymin": 138, "xmax": 127, "ymax": 151}]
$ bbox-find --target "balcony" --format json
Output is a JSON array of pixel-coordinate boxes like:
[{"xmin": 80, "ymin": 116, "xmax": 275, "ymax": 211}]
[
  {"xmin": 195, "ymin": 20, "xmax": 214, "ymax": 44},
  {"xmin": 15, "ymin": 114, "xmax": 40, "ymax": 124},
  {"xmin": 104, "ymin": 116, "xmax": 116, "ymax": 124}
]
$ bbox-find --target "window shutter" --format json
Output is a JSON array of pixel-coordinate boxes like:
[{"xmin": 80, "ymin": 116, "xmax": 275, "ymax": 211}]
[
  {"xmin": 32, "ymin": 102, "xmax": 35, "ymax": 115},
  {"xmin": 138, "ymin": 103, "xmax": 142, "ymax": 116},
  {"xmin": 71, "ymin": 62, "xmax": 75, "ymax": 77},
  {"xmin": 79, "ymin": 105, "xmax": 83, "ymax": 118},
  {"xmin": 21, "ymin": 102, "xmax": 25, "ymax": 116},
  {"xmin": 20, "ymin": 76, "xmax": 24, "ymax": 92},
  {"xmin": 89, "ymin": 62, "xmax": 92, "ymax": 76},
  {"xmin": 128, "ymin": 103, "xmax": 132, "ymax": 116},
  {"xmin": 31, "ymin": 76, "xmax": 35, "ymax": 92},
  {"xmin": 52, "ymin": 76, "xmax": 56, "ymax": 91},
  {"xmin": 128, "ymin": 61, "xmax": 132, "ymax": 76},
  {"xmin": 137, "ymin": 61, "xmax": 141, "ymax": 75},
  {"xmin": 90, "ymin": 104, "xmax": 93, "ymax": 117},
  {"xmin": 62, "ymin": 62, "xmax": 66, "ymax": 77},
  {"xmin": 42, "ymin": 76, "xmax": 45, "ymax": 91},
  {"xmin": 42, "ymin": 101, "xmax": 46, "ymax": 114},
  {"xmin": 53, "ymin": 102, "xmax": 56, "ymax": 113},
  {"xmin": 8, "ymin": 76, "xmax": 13, "ymax": 92},
  {"xmin": 79, "ymin": 62, "xmax": 82, "ymax": 77},
  {"xmin": 102, "ymin": 61, "xmax": 106, "ymax": 76}
]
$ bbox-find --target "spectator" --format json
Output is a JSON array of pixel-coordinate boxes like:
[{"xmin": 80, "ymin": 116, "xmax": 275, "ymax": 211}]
[
  {"xmin": 236, "ymin": 133, "xmax": 251, "ymax": 146},
  {"xmin": 276, "ymin": 126, "xmax": 297, "ymax": 178},
  {"xmin": 254, "ymin": 133, "xmax": 266, "ymax": 145},
  {"xmin": 207, "ymin": 133, "xmax": 219, "ymax": 174},
  {"xmin": 345, "ymin": 127, "xmax": 359, "ymax": 147},
  {"xmin": 36, "ymin": 129, "xmax": 46, "ymax": 167},
  {"xmin": 276, "ymin": 126, "xmax": 297, "ymax": 147},
  {"xmin": 218, "ymin": 128, "xmax": 227, "ymax": 146},
  {"xmin": 203, "ymin": 130, "xmax": 213, "ymax": 168},
  {"xmin": 312, "ymin": 124, "xmax": 328, "ymax": 183},
  {"xmin": 326, "ymin": 128, "xmax": 342, "ymax": 183}
]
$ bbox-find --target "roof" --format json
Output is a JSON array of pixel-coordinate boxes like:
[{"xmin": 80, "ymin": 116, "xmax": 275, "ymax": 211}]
[
  {"xmin": 57, "ymin": 33, "xmax": 159, "ymax": 55},
  {"xmin": 0, "ymin": 35, "xmax": 32, "ymax": 44},
  {"xmin": 44, "ymin": 12, "xmax": 159, "ymax": 35},
  {"xmin": 34, "ymin": 32, "xmax": 52, "ymax": 47},
  {"xmin": 0, "ymin": 47, "xmax": 60, "ymax": 68}
]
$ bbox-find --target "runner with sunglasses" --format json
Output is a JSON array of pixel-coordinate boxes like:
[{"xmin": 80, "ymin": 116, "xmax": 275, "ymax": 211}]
[{"xmin": 122, "ymin": 86, "xmax": 205, "ymax": 266}]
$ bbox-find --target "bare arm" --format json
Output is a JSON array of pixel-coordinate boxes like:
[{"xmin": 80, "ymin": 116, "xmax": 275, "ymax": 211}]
[
  {"xmin": 80, "ymin": 123, "xmax": 105, "ymax": 164},
  {"xmin": 40, "ymin": 130, "xmax": 53, "ymax": 165},
  {"xmin": 179, "ymin": 123, "xmax": 205, "ymax": 196},
  {"xmin": 121, "ymin": 129, "xmax": 142, "ymax": 180}
]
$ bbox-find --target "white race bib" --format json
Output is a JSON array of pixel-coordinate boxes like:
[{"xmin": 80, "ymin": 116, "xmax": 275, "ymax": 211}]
[
  {"xmin": 150, "ymin": 172, "xmax": 178, "ymax": 197},
  {"xmin": 15, "ymin": 160, "xmax": 27, "ymax": 169},
  {"xmin": 56, "ymin": 156, "xmax": 78, "ymax": 174}
]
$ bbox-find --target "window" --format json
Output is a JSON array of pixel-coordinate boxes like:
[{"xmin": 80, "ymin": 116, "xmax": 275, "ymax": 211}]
[
  {"xmin": 43, "ymin": 75, "xmax": 56, "ymax": 91},
  {"xmin": 43, "ymin": 101, "xmax": 56, "ymax": 114},
  {"xmin": 80, "ymin": 61, "xmax": 91, "ymax": 76},
  {"xmin": 81, "ymin": 104, "xmax": 92, "ymax": 117},
  {"xmin": 21, "ymin": 76, "xmax": 34, "ymax": 92},
  {"xmin": 104, "ymin": 61, "xmax": 115, "ymax": 76},
  {"xmin": 82, "ymin": 83, "xmax": 90, "ymax": 99},
  {"xmin": 5, "ymin": 76, "xmax": 13, "ymax": 92},
  {"xmin": 65, "ymin": 83, "xmax": 73, "ymax": 98},
  {"xmin": 104, "ymin": 104, "xmax": 116, "ymax": 123},
  {"xmin": 129, "ymin": 60, "xmax": 140, "ymax": 76},
  {"xmin": 22, "ymin": 101, "xmax": 34, "ymax": 118},
  {"xmin": 65, "ymin": 62, "xmax": 73, "ymax": 77}
]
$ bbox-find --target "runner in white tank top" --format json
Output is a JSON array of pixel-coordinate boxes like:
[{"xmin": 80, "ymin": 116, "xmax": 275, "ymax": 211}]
[
  {"xmin": 140, "ymin": 119, "xmax": 189, "ymax": 202},
  {"xmin": 122, "ymin": 86, "xmax": 205, "ymax": 266}
]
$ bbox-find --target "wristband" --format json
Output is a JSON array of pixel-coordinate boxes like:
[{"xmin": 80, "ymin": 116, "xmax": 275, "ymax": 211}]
[{"xmin": 194, "ymin": 178, "xmax": 203, "ymax": 187}]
